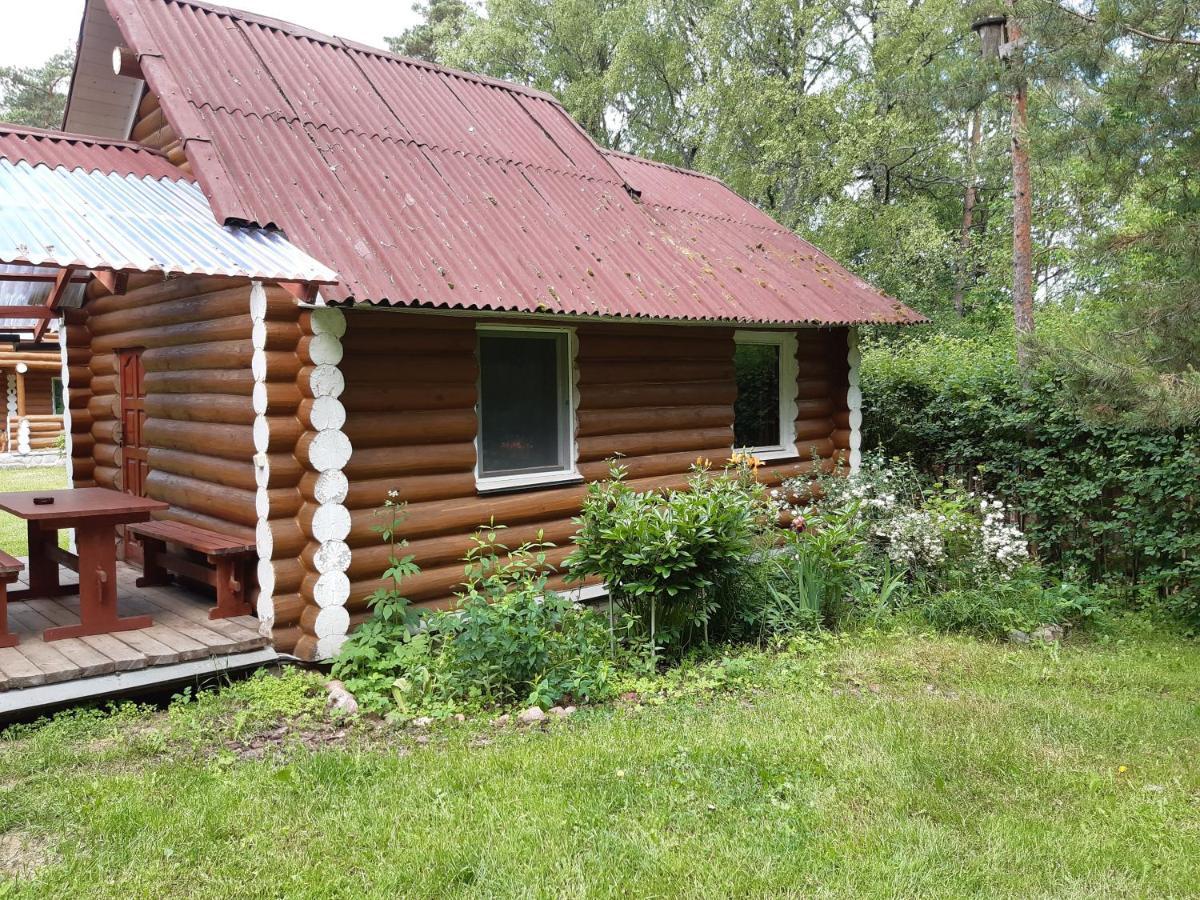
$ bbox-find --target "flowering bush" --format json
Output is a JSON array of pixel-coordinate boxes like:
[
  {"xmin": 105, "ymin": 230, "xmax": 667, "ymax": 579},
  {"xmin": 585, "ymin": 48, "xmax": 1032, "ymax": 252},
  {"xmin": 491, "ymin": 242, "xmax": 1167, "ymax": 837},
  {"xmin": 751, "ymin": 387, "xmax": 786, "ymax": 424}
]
[{"xmin": 773, "ymin": 454, "xmax": 1031, "ymax": 589}]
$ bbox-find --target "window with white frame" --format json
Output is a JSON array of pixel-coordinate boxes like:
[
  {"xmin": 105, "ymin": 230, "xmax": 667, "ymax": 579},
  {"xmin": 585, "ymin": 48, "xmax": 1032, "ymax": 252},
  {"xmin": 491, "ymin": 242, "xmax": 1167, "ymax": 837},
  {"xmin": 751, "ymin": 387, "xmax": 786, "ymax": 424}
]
[
  {"xmin": 732, "ymin": 331, "xmax": 798, "ymax": 460},
  {"xmin": 475, "ymin": 325, "xmax": 578, "ymax": 491}
]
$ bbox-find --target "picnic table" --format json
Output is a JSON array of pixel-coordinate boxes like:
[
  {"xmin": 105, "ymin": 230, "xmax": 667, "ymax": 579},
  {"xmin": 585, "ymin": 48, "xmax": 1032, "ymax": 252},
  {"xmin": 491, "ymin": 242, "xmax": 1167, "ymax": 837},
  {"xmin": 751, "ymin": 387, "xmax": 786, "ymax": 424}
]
[{"xmin": 0, "ymin": 488, "xmax": 168, "ymax": 641}]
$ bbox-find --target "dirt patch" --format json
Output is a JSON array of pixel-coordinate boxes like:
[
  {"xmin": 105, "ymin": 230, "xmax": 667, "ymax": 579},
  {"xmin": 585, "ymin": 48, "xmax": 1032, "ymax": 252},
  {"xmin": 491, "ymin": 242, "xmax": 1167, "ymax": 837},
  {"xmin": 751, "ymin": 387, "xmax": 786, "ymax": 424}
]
[{"xmin": 0, "ymin": 830, "xmax": 53, "ymax": 880}]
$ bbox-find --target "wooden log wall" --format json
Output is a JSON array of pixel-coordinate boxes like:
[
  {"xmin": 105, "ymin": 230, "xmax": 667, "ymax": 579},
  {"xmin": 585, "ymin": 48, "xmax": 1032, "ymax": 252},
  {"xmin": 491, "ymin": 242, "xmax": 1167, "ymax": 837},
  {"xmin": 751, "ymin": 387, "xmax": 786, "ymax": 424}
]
[
  {"xmin": 129, "ymin": 90, "xmax": 189, "ymax": 174},
  {"xmin": 68, "ymin": 272, "xmax": 259, "ymax": 543},
  {"xmin": 330, "ymin": 312, "xmax": 851, "ymax": 640}
]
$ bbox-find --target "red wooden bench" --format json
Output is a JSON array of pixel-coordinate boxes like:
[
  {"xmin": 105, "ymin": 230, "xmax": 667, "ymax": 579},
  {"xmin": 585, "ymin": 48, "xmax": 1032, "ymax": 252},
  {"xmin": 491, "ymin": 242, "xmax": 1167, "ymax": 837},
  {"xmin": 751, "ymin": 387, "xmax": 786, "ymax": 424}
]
[
  {"xmin": 0, "ymin": 549, "xmax": 25, "ymax": 647},
  {"xmin": 130, "ymin": 520, "xmax": 255, "ymax": 620}
]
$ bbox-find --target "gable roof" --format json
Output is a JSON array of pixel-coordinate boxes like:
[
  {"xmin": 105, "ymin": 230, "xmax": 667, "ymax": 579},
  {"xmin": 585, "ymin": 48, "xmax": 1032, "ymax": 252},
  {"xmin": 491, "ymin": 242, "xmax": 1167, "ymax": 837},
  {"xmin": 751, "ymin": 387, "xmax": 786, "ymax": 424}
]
[{"xmin": 97, "ymin": 0, "xmax": 924, "ymax": 326}]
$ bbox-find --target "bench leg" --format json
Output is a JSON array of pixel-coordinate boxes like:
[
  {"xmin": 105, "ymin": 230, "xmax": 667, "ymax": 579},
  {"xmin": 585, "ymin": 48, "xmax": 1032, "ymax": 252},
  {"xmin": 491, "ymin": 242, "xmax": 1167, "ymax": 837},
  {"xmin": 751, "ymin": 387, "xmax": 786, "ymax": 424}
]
[
  {"xmin": 135, "ymin": 537, "xmax": 172, "ymax": 588},
  {"xmin": 209, "ymin": 556, "xmax": 251, "ymax": 619},
  {"xmin": 0, "ymin": 580, "xmax": 17, "ymax": 648}
]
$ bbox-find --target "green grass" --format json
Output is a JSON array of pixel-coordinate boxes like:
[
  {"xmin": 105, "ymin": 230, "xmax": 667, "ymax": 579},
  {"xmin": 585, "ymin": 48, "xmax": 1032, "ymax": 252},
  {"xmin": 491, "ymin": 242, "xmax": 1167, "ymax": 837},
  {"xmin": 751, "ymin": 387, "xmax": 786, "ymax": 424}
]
[
  {"xmin": 1, "ymin": 627, "xmax": 1198, "ymax": 898},
  {"xmin": 0, "ymin": 466, "xmax": 67, "ymax": 557}
]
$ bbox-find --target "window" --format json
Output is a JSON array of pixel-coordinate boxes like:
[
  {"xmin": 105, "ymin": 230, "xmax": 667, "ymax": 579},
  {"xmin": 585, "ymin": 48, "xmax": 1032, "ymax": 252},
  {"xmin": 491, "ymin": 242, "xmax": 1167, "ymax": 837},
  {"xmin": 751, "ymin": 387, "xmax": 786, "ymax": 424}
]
[
  {"xmin": 50, "ymin": 377, "xmax": 65, "ymax": 415},
  {"xmin": 733, "ymin": 331, "xmax": 798, "ymax": 460},
  {"xmin": 476, "ymin": 326, "xmax": 578, "ymax": 492}
]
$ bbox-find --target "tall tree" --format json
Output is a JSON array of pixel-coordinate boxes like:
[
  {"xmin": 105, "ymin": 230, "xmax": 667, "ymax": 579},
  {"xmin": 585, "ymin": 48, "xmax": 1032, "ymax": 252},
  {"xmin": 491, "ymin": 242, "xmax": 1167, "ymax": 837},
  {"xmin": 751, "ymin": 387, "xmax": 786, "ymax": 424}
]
[
  {"xmin": 387, "ymin": 0, "xmax": 475, "ymax": 64},
  {"xmin": 0, "ymin": 49, "xmax": 73, "ymax": 129}
]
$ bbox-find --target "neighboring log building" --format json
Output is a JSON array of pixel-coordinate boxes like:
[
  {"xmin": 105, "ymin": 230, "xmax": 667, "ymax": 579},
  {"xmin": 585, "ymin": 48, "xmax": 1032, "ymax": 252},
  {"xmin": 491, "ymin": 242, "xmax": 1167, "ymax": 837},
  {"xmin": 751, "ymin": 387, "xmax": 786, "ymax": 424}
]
[
  {"xmin": 0, "ymin": 340, "xmax": 66, "ymax": 454},
  {"xmin": 11, "ymin": 0, "xmax": 924, "ymax": 660}
]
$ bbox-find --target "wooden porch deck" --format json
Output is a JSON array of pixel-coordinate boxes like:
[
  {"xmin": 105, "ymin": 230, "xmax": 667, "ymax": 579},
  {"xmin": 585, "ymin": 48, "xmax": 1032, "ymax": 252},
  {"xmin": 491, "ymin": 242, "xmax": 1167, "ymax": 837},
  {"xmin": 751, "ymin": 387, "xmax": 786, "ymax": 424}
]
[{"xmin": 0, "ymin": 561, "xmax": 276, "ymax": 716}]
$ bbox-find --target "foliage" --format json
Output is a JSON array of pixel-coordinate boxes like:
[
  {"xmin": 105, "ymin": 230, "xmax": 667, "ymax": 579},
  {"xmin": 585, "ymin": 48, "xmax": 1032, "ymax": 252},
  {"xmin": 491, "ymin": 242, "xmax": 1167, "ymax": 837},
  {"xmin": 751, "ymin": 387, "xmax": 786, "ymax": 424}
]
[
  {"xmin": 565, "ymin": 461, "xmax": 758, "ymax": 659},
  {"xmin": 715, "ymin": 505, "xmax": 869, "ymax": 642},
  {"xmin": 919, "ymin": 570, "xmax": 1107, "ymax": 638},
  {"xmin": 862, "ymin": 332, "xmax": 1200, "ymax": 627},
  {"xmin": 385, "ymin": 0, "xmax": 474, "ymax": 63},
  {"xmin": 0, "ymin": 49, "xmax": 73, "ymax": 129},
  {"xmin": 388, "ymin": 527, "xmax": 616, "ymax": 715},
  {"xmin": 331, "ymin": 495, "xmax": 423, "ymax": 707},
  {"xmin": 334, "ymin": 501, "xmax": 616, "ymax": 716}
]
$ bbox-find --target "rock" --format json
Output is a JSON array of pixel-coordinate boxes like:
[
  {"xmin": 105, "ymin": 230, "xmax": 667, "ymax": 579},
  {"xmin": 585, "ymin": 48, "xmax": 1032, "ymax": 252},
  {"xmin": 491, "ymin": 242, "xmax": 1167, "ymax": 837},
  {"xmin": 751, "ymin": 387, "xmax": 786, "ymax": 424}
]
[
  {"xmin": 493, "ymin": 714, "xmax": 511, "ymax": 727},
  {"xmin": 454, "ymin": 713, "xmax": 466, "ymax": 723},
  {"xmin": 324, "ymin": 679, "xmax": 359, "ymax": 717},
  {"xmin": 517, "ymin": 706, "xmax": 547, "ymax": 725},
  {"xmin": 1031, "ymin": 624, "xmax": 1065, "ymax": 643},
  {"xmin": 1008, "ymin": 629, "xmax": 1031, "ymax": 645},
  {"xmin": 563, "ymin": 705, "xmax": 577, "ymax": 716},
  {"xmin": 410, "ymin": 716, "xmax": 435, "ymax": 729},
  {"xmin": 548, "ymin": 705, "xmax": 565, "ymax": 716}
]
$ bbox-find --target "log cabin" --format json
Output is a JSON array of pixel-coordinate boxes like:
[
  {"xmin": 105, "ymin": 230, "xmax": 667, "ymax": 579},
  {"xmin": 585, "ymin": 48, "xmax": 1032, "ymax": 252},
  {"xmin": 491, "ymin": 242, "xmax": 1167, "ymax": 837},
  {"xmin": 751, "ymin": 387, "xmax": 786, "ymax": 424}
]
[
  {"xmin": 10, "ymin": 0, "xmax": 924, "ymax": 661},
  {"xmin": 0, "ymin": 340, "xmax": 66, "ymax": 454}
]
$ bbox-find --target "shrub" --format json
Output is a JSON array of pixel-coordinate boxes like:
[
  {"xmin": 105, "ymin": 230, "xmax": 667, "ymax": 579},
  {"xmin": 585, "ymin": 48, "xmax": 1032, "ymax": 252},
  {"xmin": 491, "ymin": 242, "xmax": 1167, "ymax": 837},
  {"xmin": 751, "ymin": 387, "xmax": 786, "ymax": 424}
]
[
  {"xmin": 565, "ymin": 462, "xmax": 758, "ymax": 660},
  {"xmin": 716, "ymin": 504, "xmax": 868, "ymax": 642},
  {"xmin": 862, "ymin": 330, "xmax": 1200, "ymax": 627},
  {"xmin": 919, "ymin": 570, "xmax": 1106, "ymax": 637},
  {"xmin": 333, "ymin": 505, "xmax": 616, "ymax": 717}
]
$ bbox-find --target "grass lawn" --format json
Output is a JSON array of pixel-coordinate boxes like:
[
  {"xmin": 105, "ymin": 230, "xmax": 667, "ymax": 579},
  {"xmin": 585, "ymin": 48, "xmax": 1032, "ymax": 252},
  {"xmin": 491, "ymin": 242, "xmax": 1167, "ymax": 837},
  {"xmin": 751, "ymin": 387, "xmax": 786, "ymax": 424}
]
[
  {"xmin": 1, "ymin": 628, "xmax": 1197, "ymax": 898},
  {"xmin": 0, "ymin": 465, "xmax": 67, "ymax": 558}
]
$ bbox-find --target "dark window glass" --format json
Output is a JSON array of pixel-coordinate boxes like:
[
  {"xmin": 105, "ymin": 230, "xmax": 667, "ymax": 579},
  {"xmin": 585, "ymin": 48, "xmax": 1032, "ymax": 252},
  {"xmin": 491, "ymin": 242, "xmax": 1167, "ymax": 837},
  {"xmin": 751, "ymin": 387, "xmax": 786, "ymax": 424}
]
[
  {"xmin": 51, "ymin": 377, "xmax": 65, "ymax": 415},
  {"xmin": 733, "ymin": 342, "xmax": 780, "ymax": 449},
  {"xmin": 478, "ymin": 332, "xmax": 567, "ymax": 477}
]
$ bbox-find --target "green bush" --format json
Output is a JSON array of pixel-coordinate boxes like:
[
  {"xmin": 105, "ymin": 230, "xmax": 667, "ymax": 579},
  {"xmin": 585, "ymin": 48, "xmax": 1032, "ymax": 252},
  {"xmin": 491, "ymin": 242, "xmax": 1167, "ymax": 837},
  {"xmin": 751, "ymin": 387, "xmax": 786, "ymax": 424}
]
[
  {"xmin": 862, "ymin": 331, "xmax": 1200, "ymax": 626},
  {"xmin": 919, "ymin": 571, "xmax": 1106, "ymax": 637},
  {"xmin": 565, "ymin": 462, "xmax": 758, "ymax": 660},
  {"xmin": 716, "ymin": 504, "xmax": 868, "ymax": 642},
  {"xmin": 333, "ymin": 508, "xmax": 615, "ymax": 717}
]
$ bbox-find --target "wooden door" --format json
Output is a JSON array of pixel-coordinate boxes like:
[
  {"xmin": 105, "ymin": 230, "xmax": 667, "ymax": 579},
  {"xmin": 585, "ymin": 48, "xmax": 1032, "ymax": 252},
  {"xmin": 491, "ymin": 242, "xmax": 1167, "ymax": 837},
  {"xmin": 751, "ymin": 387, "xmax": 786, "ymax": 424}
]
[{"xmin": 118, "ymin": 348, "xmax": 148, "ymax": 562}]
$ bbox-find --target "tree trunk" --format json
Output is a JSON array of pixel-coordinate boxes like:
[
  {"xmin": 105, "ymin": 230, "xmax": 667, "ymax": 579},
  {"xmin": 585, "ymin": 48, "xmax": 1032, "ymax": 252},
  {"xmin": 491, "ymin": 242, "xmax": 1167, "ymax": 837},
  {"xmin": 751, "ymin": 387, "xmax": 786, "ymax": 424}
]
[
  {"xmin": 953, "ymin": 104, "xmax": 984, "ymax": 317},
  {"xmin": 1007, "ymin": 2, "xmax": 1035, "ymax": 369}
]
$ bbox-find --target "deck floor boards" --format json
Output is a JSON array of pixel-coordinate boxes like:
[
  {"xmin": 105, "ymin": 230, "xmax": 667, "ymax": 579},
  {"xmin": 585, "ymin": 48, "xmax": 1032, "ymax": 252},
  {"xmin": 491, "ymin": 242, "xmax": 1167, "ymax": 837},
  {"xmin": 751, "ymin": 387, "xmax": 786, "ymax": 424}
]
[{"xmin": 0, "ymin": 561, "xmax": 269, "ymax": 693}]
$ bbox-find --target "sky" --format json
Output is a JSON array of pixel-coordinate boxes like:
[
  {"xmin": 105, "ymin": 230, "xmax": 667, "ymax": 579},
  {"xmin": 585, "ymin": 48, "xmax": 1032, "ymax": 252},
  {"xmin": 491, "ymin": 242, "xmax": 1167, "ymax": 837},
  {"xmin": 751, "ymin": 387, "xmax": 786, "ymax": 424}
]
[{"xmin": 1, "ymin": 0, "xmax": 422, "ymax": 68}]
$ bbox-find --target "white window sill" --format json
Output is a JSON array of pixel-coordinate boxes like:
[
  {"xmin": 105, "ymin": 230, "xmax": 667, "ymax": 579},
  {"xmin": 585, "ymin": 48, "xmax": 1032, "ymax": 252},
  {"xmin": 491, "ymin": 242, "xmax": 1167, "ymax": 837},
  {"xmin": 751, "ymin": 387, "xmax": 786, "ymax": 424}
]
[
  {"xmin": 475, "ymin": 469, "xmax": 584, "ymax": 495},
  {"xmin": 736, "ymin": 446, "xmax": 798, "ymax": 462}
]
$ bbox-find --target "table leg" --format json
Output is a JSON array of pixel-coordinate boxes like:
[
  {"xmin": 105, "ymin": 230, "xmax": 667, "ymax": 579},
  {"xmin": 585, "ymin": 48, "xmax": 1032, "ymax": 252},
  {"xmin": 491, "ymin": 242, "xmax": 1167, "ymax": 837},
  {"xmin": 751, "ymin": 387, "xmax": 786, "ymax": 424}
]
[
  {"xmin": 43, "ymin": 521, "xmax": 153, "ymax": 641},
  {"xmin": 26, "ymin": 520, "xmax": 61, "ymax": 595}
]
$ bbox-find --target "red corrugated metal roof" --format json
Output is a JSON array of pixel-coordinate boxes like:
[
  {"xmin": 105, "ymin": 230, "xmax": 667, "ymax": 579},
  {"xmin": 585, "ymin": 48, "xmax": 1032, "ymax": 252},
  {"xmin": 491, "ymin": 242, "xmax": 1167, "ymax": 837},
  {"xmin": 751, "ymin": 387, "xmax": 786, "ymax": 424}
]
[
  {"xmin": 103, "ymin": 0, "xmax": 925, "ymax": 325},
  {"xmin": 0, "ymin": 124, "xmax": 185, "ymax": 181}
]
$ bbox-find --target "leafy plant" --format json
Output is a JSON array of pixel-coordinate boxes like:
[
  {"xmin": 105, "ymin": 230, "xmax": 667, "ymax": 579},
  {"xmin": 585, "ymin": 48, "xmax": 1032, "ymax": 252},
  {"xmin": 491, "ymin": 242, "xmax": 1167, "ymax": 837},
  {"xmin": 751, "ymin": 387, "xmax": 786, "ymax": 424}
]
[{"xmin": 565, "ymin": 462, "xmax": 758, "ymax": 662}]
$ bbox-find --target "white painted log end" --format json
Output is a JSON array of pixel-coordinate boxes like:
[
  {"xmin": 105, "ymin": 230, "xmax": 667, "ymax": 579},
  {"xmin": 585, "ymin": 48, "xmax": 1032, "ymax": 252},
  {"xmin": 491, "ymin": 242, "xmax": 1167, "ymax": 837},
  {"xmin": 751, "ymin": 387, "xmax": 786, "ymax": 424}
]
[
  {"xmin": 313, "ymin": 539, "xmax": 352, "ymax": 574},
  {"xmin": 313, "ymin": 571, "xmax": 351, "ymax": 608},
  {"xmin": 312, "ymin": 469, "xmax": 349, "ymax": 506},
  {"xmin": 307, "ymin": 332, "xmax": 344, "ymax": 367},
  {"xmin": 311, "ymin": 503, "xmax": 352, "ymax": 543},
  {"xmin": 255, "ymin": 518, "xmax": 275, "ymax": 559},
  {"xmin": 307, "ymin": 364, "xmax": 345, "ymax": 399},
  {"xmin": 307, "ymin": 396, "xmax": 346, "ymax": 432},
  {"xmin": 316, "ymin": 633, "xmax": 348, "ymax": 660},
  {"xmin": 252, "ymin": 416, "xmax": 272, "ymax": 454},
  {"xmin": 307, "ymin": 429, "xmax": 352, "ymax": 473},
  {"xmin": 309, "ymin": 306, "xmax": 347, "ymax": 338},
  {"xmin": 311, "ymin": 605, "xmax": 350, "ymax": 640}
]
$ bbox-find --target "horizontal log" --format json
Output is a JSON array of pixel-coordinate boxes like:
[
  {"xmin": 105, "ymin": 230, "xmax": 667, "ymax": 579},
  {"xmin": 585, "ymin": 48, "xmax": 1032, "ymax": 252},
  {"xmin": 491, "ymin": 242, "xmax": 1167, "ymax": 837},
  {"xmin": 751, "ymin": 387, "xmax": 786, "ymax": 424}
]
[
  {"xmin": 575, "ymin": 404, "xmax": 731, "ymax": 438},
  {"xmin": 575, "ymin": 332, "xmax": 733, "ymax": 360},
  {"xmin": 144, "ymin": 394, "xmax": 255, "ymax": 425},
  {"xmin": 343, "ymin": 442, "xmax": 476, "ymax": 479},
  {"xmin": 578, "ymin": 358, "xmax": 734, "ymax": 385},
  {"xmin": 578, "ymin": 447, "xmax": 731, "ymax": 482},
  {"xmin": 90, "ymin": 314, "xmax": 258, "ymax": 354},
  {"xmin": 578, "ymin": 381, "xmax": 736, "ymax": 409},
  {"xmin": 84, "ymin": 276, "xmax": 246, "ymax": 317},
  {"xmin": 147, "ymin": 448, "xmax": 257, "ymax": 491},
  {"xmin": 344, "ymin": 471, "xmax": 477, "ymax": 509},
  {"xmin": 340, "ymin": 325, "xmax": 476, "ymax": 356},
  {"xmin": 86, "ymin": 285, "xmax": 255, "ymax": 336},
  {"xmin": 577, "ymin": 426, "xmax": 732, "ymax": 464},
  {"xmin": 94, "ymin": 464, "xmax": 119, "ymax": 490},
  {"xmin": 794, "ymin": 418, "xmax": 835, "ymax": 442},
  {"xmin": 342, "ymin": 408, "xmax": 476, "ymax": 449},
  {"xmin": 339, "ymin": 354, "xmax": 478, "ymax": 385},
  {"xmin": 142, "ymin": 419, "xmax": 254, "ymax": 460},
  {"xmin": 145, "ymin": 471, "xmax": 259, "ymax": 528},
  {"xmin": 142, "ymin": 369, "xmax": 256, "ymax": 396},
  {"xmin": 340, "ymin": 382, "xmax": 476, "ymax": 413}
]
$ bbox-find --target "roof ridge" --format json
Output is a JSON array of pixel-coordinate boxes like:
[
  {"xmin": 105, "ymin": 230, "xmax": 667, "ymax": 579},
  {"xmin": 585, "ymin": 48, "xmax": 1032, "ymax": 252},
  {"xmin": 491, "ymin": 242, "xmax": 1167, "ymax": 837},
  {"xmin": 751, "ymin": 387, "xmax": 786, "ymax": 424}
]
[
  {"xmin": 602, "ymin": 147, "xmax": 728, "ymax": 186},
  {"xmin": 159, "ymin": 0, "xmax": 562, "ymax": 106},
  {"xmin": 0, "ymin": 123, "xmax": 168, "ymax": 156}
]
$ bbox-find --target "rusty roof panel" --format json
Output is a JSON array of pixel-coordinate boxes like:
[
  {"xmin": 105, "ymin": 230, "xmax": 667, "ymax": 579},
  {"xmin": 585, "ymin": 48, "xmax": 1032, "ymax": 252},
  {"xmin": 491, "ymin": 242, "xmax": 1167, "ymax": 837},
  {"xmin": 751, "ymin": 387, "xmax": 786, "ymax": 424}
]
[
  {"xmin": 0, "ymin": 125, "xmax": 185, "ymax": 181},
  {"xmin": 103, "ymin": 0, "xmax": 924, "ymax": 325}
]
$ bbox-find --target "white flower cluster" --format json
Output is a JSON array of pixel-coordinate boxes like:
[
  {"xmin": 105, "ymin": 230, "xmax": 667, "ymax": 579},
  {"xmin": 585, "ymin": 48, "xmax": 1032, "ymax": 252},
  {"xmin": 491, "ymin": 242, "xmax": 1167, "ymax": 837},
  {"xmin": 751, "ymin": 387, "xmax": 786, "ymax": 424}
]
[
  {"xmin": 876, "ymin": 508, "xmax": 946, "ymax": 569},
  {"xmin": 978, "ymin": 498, "xmax": 1029, "ymax": 577}
]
